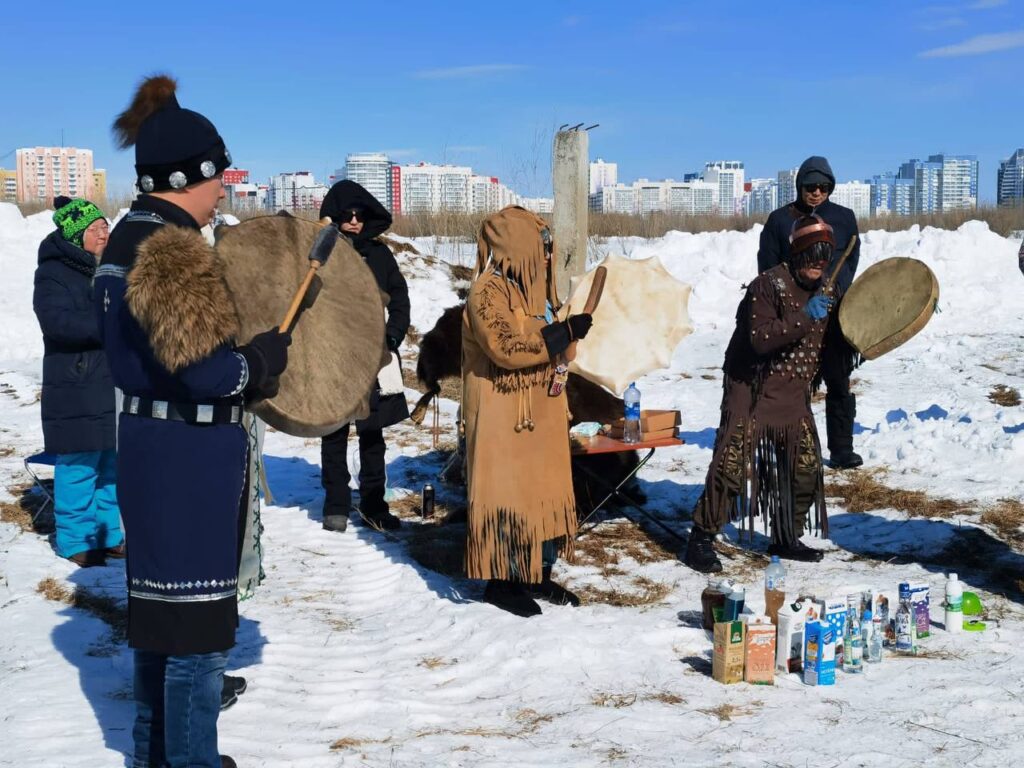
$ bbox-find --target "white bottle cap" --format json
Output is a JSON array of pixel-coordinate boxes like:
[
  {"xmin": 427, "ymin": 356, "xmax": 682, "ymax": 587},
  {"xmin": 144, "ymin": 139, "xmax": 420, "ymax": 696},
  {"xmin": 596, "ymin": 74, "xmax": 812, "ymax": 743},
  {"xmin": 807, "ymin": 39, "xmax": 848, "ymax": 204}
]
[{"xmin": 949, "ymin": 573, "xmax": 958, "ymax": 582}]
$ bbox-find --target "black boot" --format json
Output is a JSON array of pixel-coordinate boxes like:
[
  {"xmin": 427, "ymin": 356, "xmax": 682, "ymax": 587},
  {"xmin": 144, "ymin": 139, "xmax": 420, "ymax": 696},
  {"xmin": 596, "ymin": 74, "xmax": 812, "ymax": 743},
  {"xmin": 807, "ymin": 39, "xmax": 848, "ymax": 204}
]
[
  {"xmin": 323, "ymin": 513, "xmax": 349, "ymax": 532},
  {"xmin": 358, "ymin": 488, "xmax": 401, "ymax": 531},
  {"xmin": 483, "ymin": 579, "xmax": 542, "ymax": 617},
  {"xmin": 826, "ymin": 392, "xmax": 862, "ymax": 469},
  {"xmin": 767, "ymin": 540, "xmax": 825, "ymax": 562},
  {"xmin": 684, "ymin": 526, "xmax": 723, "ymax": 574},
  {"xmin": 220, "ymin": 757, "xmax": 237, "ymax": 768},
  {"xmin": 528, "ymin": 565, "xmax": 581, "ymax": 606}
]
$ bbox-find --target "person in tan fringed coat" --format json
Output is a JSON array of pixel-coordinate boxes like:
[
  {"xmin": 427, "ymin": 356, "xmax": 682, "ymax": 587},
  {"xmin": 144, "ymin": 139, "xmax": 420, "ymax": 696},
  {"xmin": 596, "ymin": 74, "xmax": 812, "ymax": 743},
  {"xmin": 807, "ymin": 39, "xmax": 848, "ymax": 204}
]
[{"xmin": 462, "ymin": 206, "xmax": 593, "ymax": 617}]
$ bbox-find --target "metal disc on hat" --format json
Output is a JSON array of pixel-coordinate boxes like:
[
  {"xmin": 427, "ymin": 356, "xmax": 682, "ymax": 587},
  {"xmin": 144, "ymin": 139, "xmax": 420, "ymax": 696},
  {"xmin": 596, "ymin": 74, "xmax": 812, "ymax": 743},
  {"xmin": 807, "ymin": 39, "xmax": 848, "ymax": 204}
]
[{"xmin": 215, "ymin": 216, "xmax": 390, "ymax": 437}]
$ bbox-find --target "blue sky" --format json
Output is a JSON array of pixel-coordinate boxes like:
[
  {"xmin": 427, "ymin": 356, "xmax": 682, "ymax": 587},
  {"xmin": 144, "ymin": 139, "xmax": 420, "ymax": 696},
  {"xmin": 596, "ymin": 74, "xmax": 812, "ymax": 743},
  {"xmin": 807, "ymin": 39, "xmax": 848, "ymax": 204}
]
[{"xmin": 2, "ymin": 0, "xmax": 1021, "ymax": 201}]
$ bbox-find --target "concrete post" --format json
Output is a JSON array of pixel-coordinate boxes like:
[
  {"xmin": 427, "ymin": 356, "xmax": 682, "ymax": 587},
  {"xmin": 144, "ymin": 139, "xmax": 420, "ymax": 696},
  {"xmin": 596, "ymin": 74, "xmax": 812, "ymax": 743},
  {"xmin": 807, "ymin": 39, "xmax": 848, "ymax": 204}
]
[{"xmin": 551, "ymin": 130, "xmax": 589, "ymax": 301}]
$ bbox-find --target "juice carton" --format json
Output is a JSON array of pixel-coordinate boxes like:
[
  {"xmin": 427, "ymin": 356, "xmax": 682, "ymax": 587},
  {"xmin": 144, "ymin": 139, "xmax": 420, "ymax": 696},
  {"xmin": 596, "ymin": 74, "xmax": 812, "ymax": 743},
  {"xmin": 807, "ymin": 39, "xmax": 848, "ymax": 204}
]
[
  {"xmin": 742, "ymin": 615, "xmax": 776, "ymax": 685},
  {"xmin": 803, "ymin": 620, "xmax": 836, "ymax": 686},
  {"xmin": 775, "ymin": 599, "xmax": 815, "ymax": 673},
  {"xmin": 899, "ymin": 582, "xmax": 930, "ymax": 638},
  {"xmin": 712, "ymin": 620, "xmax": 746, "ymax": 684},
  {"xmin": 815, "ymin": 596, "xmax": 847, "ymax": 665}
]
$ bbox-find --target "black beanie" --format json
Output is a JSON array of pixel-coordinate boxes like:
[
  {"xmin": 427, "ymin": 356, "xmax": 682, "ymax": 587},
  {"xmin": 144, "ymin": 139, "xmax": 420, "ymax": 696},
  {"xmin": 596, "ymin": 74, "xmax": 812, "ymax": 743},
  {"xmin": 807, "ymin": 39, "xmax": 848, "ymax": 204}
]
[{"xmin": 112, "ymin": 75, "xmax": 231, "ymax": 193}]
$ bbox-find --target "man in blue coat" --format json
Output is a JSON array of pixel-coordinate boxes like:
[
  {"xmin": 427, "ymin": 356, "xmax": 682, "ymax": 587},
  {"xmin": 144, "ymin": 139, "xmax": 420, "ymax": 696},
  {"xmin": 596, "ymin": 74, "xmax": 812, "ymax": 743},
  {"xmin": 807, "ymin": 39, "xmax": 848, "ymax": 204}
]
[
  {"xmin": 757, "ymin": 156, "xmax": 863, "ymax": 469},
  {"xmin": 33, "ymin": 197, "xmax": 123, "ymax": 566},
  {"xmin": 96, "ymin": 74, "xmax": 290, "ymax": 768}
]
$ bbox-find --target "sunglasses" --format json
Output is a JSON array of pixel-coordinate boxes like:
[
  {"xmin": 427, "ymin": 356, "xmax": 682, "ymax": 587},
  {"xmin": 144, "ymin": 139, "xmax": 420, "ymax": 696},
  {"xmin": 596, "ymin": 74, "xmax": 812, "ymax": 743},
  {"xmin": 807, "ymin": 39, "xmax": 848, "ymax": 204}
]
[
  {"xmin": 340, "ymin": 208, "xmax": 365, "ymax": 223},
  {"xmin": 802, "ymin": 183, "xmax": 832, "ymax": 194}
]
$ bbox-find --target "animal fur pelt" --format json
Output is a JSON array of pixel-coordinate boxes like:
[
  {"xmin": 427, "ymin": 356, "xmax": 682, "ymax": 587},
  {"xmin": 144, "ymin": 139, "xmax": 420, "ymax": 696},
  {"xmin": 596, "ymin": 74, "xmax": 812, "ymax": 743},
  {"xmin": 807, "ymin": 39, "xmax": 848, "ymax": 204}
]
[
  {"xmin": 113, "ymin": 74, "xmax": 179, "ymax": 149},
  {"xmin": 414, "ymin": 301, "xmax": 644, "ymax": 514},
  {"xmin": 126, "ymin": 224, "xmax": 240, "ymax": 373}
]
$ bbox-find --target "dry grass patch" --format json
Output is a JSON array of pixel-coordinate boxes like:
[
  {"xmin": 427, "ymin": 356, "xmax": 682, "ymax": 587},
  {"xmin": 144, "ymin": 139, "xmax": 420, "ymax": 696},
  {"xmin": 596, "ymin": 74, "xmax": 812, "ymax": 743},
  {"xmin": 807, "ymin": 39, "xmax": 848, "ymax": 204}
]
[
  {"xmin": 379, "ymin": 236, "xmax": 420, "ymax": 255},
  {"xmin": 418, "ymin": 656, "xmax": 457, "ymax": 670},
  {"xmin": 576, "ymin": 575, "xmax": 673, "ymax": 608},
  {"xmin": 575, "ymin": 520, "xmax": 675, "ymax": 574},
  {"xmin": 1, "ymin": 482, "xmax": 53, "ymax": 533},
  {"xmin": 826, "ymin": 470, "xmax": 970, "ymax": 519},
  {"xmin": 512, "ymin": 708, "xmax": 557, "ymax": 734},
  {"xmin": 330, "ymin": 736, "xmax": 391, "ymax": 751},
  {"xmin": 989, "ymin": 385, "xmax": 1021, "ymax": 407},
  {"xmin": 980, "ymin": 499, "xmax": 1024, "ymax": 547},
  {"xmin": 646, "ymin": 691, "xmax": 685, "ymax": 705},
  {"xmin": 36, "ymin": 577, "xmax": 127, "ymax": 642},
  {"xmin": 592, "ymin": 692, "xmax": 637, "ymax": 708},
  {"xmin": 698, "ymin": 701, "xmax": 763, "ymax": 722}
]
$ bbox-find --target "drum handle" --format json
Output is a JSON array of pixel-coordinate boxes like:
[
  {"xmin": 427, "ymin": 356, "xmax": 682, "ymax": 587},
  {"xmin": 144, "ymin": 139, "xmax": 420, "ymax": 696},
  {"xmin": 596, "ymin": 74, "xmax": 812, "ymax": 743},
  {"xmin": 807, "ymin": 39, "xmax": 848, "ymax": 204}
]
[
  {"xmin": 824, "ymin": 234, "xmax": 857, "ymax": 293},
  {"xmin": 565, "ymin": 265, "xmax": 607, "ymax": 363},
  {"xmin": 279, "ymin": 217, "xmax": 335, "ymax": 332}
]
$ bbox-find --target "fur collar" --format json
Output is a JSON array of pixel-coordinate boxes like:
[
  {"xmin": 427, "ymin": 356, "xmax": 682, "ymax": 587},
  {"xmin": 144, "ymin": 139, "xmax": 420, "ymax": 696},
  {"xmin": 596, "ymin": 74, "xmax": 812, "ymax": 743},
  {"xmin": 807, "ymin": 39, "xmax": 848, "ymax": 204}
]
[{"xmin": 126, "ymin": 224, "xmax": 240, "ymax": 373}]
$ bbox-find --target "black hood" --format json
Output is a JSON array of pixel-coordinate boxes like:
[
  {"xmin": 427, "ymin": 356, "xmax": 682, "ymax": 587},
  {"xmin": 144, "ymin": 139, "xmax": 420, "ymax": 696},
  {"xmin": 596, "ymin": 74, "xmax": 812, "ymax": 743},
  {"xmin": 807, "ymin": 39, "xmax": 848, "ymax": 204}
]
[
  {"xmin": 795, "ymin": 156, "xmax": 836, "ymax": 192},
  {"xmin": 38, "ymin": 229, "xmax": 96, "ymax": 271},
  {"xmin": 319, "ymin": 180, "xmax": 392, "ymax": 243}
]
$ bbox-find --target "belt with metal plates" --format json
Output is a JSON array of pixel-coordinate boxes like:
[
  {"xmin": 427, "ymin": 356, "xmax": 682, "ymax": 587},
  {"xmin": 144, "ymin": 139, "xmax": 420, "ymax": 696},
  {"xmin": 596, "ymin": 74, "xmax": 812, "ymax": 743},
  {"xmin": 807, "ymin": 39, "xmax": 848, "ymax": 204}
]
[{"xmin": 121, "ymin": 395, "xmax": 243, "ymax": 425}]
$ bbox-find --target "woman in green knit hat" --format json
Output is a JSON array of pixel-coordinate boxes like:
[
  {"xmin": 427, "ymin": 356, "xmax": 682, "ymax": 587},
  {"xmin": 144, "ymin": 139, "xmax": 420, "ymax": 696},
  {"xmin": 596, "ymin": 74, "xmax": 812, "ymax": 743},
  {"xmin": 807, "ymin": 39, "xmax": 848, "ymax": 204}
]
[{"xmin": 32, "ymin": 196, "xmax": 122, "ymax": 567}]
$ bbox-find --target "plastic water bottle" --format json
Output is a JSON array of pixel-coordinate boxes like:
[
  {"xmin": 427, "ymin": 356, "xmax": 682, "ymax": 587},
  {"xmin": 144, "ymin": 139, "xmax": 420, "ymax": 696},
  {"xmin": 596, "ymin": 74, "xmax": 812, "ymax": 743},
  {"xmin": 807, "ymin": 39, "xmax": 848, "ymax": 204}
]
[
  {"xmin": 763, "ymin": 556, "xmax": 787, "ymax": 623},
  {"xmin": 895, "ymin": 597, "xmax": 916, "ymax": 653},
  {"xmin": 843, "ymin": 610, "xmax": 863, "ymax": 673},
  {"xmin": 945, "ymin": 573, "xmax": 963, "ymax": 634},
  {"xmin": 867, "ymin": 610, "xmax": 883, "ymax": 663},
  {"xmin": 623, "ymin": 382, "xmax": 641, "ymax": 444}
]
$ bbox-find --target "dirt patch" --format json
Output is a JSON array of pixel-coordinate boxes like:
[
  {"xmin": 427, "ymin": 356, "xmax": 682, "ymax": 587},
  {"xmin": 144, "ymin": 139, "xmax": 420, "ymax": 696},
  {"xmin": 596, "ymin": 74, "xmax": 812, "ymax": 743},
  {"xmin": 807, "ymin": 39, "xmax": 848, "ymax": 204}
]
[
  {"xmin": 36, "ymin": 577, "xmax": 127, "ymax": 642},
  {"xmin": 989, "ymin": 384, "xmax": 1021, "ymax": 407},
  {"xmin": 575, "ymin": 520, "xmax": 675, "ymax": 574},
  {"xmin": 698, "ymin": 701, "xmax": 763, "ymax": 722},
  {"xmin": 826, "ymin": 469, "xmax": 969, "ymax": 519},
  {"xmin": 379, "ymin": 236, "xmax": 421, "ymax": 255}
]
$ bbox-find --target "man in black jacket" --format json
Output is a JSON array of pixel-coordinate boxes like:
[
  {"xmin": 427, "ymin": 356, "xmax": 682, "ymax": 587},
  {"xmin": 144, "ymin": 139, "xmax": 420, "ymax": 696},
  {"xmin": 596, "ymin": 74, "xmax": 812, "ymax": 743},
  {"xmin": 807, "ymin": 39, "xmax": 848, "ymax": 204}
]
[
  {"xmin": 319, "ymin": 180, "xmax": 411, "ymax": 532},
  {"xmin": 757, "ymin": 156, "xmax": 863, "ymax": 469}
]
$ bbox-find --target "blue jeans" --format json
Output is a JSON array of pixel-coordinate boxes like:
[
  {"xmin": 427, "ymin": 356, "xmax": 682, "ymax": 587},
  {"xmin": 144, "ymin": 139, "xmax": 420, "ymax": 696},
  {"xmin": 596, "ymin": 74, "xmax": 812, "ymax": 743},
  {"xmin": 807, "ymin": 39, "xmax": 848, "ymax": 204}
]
[
  {"xmin": 54, "ymin": 449, "xmax": 123, "ymax": 558},
  {"xmin": 132, "ymin": 650, "xmax": 228, "ymax": 768}
]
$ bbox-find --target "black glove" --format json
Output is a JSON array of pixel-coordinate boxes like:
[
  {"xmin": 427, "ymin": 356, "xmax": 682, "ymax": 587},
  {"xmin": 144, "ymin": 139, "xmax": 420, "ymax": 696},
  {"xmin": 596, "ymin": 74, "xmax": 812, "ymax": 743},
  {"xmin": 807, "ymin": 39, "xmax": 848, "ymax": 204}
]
[
  {"xmin": 540, "ymin": 314, "xmax": 593, "ymax": 358},
  {"xmin": 567, "ymin": 313, "xmax": 593, "ymax": 340},
  {"xmin": 238, "ymin": 328, "xmax": 291, "ymax": 398},
  {"xmin": 386, "ymin": 335, "xmax": 400, "ymax": 352}
]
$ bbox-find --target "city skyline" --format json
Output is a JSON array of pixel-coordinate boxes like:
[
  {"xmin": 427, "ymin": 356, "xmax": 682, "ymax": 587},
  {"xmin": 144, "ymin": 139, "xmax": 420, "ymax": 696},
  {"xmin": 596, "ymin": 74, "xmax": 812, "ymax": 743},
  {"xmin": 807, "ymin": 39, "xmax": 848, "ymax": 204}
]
[{"xmin": 1, "ymin": 1, "xmax": 1021, "ymax": 202}]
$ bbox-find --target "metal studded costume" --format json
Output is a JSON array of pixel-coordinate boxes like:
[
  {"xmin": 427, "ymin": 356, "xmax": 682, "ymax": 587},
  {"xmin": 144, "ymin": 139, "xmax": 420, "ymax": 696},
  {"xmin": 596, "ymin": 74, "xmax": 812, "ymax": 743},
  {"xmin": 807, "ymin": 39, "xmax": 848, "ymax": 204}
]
[{"xmin": 692, "ymin": 263, "xmax": 833, "ymax": 545}]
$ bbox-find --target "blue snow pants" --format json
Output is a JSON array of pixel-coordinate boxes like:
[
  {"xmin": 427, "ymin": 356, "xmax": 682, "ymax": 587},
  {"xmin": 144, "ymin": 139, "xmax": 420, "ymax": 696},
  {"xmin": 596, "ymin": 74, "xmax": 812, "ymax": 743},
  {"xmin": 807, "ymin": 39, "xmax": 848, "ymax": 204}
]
[{"xmin": 54, "ymin": 449, "xmax": 123, "ymax": 558}]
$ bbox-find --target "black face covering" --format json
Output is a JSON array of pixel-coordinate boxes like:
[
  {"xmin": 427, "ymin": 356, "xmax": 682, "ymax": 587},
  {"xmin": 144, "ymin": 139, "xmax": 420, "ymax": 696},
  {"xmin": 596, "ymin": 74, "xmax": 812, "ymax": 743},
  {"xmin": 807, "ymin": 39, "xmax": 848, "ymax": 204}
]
[{"xmin": 790, "ymin": 240, "xmax": 833, "ymax": 270}]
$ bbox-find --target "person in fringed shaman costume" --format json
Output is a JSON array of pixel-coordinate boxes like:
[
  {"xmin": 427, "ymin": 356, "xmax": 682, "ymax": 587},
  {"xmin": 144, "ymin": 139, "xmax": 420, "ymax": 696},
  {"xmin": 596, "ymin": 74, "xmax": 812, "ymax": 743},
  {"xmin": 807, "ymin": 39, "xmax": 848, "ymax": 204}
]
[
  {"xmin": 462, "ymin": 206, "xmax": 593, "ymax": 617},
  {"xmin": 685, "ymin": 214, "xmax": 838, "ymax": 574}
]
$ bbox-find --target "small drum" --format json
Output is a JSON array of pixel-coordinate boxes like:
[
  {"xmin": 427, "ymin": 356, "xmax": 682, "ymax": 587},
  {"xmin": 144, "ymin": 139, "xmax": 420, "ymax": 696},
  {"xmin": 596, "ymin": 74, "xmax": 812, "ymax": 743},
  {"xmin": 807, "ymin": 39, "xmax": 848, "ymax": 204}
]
[
  {"xmin": 216, "ymin": 215, "xmax": 390, "ymax": 437},
  {"xmin": 839, "ymin": 257, "xmax": 939, "ymax": 360}
]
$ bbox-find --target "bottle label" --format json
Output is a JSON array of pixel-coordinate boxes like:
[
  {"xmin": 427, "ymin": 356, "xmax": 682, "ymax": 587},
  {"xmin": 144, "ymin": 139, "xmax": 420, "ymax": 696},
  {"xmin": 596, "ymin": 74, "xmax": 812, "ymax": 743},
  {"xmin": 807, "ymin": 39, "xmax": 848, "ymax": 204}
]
[
  {"xmin": 625, "ymin": 403, "xmax": 640, "ymax": 420},
  {"xmin": 766, "ymin": 576, "xmax": 785, "ymax": 590}
]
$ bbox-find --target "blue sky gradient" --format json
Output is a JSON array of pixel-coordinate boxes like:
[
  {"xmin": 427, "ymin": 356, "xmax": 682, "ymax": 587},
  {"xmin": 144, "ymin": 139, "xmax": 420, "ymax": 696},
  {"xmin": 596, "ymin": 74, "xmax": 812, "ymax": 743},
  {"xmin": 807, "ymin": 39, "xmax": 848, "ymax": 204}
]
[{"xmin": 2, "ymin": 0, "xmax": 1021, "ymax": 201}]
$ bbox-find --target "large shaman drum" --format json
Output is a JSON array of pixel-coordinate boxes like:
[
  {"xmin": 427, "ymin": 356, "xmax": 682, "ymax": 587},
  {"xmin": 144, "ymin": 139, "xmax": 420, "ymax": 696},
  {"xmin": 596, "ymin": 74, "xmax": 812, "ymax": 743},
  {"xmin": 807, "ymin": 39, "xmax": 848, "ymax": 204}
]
[
  {"xmin": 838, "ymin": 257, "xmax": 939, "ymax": 360},
  {"xmin": 216, "ymin": 215, "xmax": 389, "ymax": 437}
]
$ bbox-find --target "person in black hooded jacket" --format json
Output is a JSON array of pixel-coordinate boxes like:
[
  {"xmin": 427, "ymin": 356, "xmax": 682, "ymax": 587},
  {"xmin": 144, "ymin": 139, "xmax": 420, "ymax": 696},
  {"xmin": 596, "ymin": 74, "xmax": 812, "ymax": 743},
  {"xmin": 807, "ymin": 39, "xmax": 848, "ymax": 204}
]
[
  {"xmin": 318, "ymin": 180, "xmax": 410, "ymax": 532},
  {"xmin": 33, "ymin": 197, "xmax": 124, "ymax": 567},
  {"xmin": 757, "ymin": 156, "xmax": 863, "ymax": 470}
]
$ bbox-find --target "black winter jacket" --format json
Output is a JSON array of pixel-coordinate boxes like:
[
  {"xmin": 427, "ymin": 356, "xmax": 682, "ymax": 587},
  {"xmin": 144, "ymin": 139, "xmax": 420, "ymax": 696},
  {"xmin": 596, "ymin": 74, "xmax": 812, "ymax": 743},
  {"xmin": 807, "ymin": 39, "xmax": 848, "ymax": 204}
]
[
  {"xmin": 320, "ymin": 180, "xmax": 410, "ymax": 430},
  {"xmin": 33, "ymin": 231, "xmax": 116, "ymax": 454},
  {"xmin": 757, "ymin": 156, "xmax": 861, "ymax": 294}
]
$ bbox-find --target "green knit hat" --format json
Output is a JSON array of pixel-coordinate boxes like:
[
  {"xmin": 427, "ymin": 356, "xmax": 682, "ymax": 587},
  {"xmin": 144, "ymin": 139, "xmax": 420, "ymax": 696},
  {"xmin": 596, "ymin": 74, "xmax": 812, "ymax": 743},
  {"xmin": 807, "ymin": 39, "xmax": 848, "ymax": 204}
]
[{"xmin": 52, "ymin": 196, "xmax": 106, "ymax": 247}]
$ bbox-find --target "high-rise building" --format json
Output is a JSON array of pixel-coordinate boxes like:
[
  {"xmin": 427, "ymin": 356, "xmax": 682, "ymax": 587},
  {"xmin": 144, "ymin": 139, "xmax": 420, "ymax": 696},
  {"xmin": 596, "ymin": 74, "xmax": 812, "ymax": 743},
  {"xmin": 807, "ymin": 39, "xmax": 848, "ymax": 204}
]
[
  {"xmin": 589, "ymin": 158, "xmax": 618, "ymax": 195},
  {"xmin": 898, "ymin": 159, "xmax": 942, "ymax": 214},
  {"xmin": 589, "ymin": 183, "xmax": 638, "ymax": 214},
  {"xmin": 223, "ymin": 169, "xmax": 250, "ymax": 186},
  {"xmin": 745, "ymin": 178, "xmax": 778, "ymax": 215},
  {"xmin": 929, "ymin": 153, "xmax": 978, "ymax": 211},
  {"xmin": 831, "ymin": 181, "xmax": 872, "ymax": 219},
  {"xmin": 397, "ymin": 163, "xmax": 475, "ymax": 214},
  {"xmin": 341, "ymin": 152, "xmax": 393, "ymax": 211},
  {"xmin": 590, "ymin": 179, "xmax": 715, "ymax": 215},
  {"xmin": 998, "ymin": 148, "xmax": 1024, "ymax": 206},
  {"xmin": 702, "ymin": 161, "xmax": 745, "ymax": 215},
  {"xmin": 777, "ymin": 168, "xmax": 798, "ymax": 207},
  {"xmin": 92, "ymin": 169, "xmax": 106, "ymax": 200},
  {"xmin": 869, "ymin": 173, "xmax": 914, "ymax": 216},
  {"xmin": 1, "ymin": 169, "xmax": 18, "ymax": 202},
  {"xmin": 268, "ymin": 171, "xmax": 328, "ymax": 212},
  {"xmin": 15, "ymin": 147, "xmax": 95, "ymax": 202}
]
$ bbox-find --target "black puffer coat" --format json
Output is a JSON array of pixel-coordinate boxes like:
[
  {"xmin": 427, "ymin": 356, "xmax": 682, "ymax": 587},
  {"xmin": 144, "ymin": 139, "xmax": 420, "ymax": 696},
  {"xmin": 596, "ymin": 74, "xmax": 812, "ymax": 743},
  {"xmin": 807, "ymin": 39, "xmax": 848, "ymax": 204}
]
[
  {"xmin": 320, "ymin": 180, "xmax": 410, "ymax": 430},
  {"xmin": 32, "ymin": 231, "xmax": 116, "ymax": 454}
]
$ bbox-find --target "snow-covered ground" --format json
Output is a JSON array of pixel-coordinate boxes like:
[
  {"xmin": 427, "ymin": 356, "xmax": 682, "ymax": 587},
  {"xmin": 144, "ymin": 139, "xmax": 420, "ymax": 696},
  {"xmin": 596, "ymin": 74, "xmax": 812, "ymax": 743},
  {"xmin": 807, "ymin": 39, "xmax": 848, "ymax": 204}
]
[{"xmin": 2, "ymin": 202, "xmax": 1023, "ymax": 767}]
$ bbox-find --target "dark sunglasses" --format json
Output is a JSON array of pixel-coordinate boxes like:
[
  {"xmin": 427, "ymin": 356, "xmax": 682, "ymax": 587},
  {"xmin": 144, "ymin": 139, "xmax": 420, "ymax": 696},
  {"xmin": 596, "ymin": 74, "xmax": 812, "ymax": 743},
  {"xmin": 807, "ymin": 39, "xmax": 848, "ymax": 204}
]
[
  {"xmin": 340, "ymin": 207, "xmax": 365, "ymax": 223},
  {"xmin": 802, "ymin": 183, "xmax": 832, "ymax": 194}
]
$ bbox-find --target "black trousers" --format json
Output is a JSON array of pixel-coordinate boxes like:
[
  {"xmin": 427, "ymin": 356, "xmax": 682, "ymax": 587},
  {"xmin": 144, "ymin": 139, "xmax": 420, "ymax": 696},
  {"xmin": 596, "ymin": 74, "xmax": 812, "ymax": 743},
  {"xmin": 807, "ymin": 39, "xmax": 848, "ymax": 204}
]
[
  {"xmin": 321, "ymin": 424, "xmax": 387, "ymax": 514},
  {"xmin": 821, "ymin": 329, "xmax": 857, "ymax": 458}
]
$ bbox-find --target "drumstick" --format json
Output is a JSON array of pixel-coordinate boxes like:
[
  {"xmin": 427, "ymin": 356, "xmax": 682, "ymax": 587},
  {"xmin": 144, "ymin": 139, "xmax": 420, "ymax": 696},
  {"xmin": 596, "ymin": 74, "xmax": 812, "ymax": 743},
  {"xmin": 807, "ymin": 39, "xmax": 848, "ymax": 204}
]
[
  {"xmin": 565, "ymin": 265, "xmax": 607, "ymax": 362},
  {"xmin": 279, "ymin": 219, "xmax": 338, "ymax": 333},
  {"xmin": 824, "ymin": 234, "xmax": 858, "ymax": 293}
]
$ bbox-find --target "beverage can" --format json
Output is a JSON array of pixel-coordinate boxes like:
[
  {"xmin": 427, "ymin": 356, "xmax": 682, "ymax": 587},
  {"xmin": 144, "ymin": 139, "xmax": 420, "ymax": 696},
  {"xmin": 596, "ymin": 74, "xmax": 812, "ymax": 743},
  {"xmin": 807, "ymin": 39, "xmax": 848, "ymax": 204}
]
[{"xmin": 422, "ymin": 483, "xmax": 435, "ymax": 518}]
